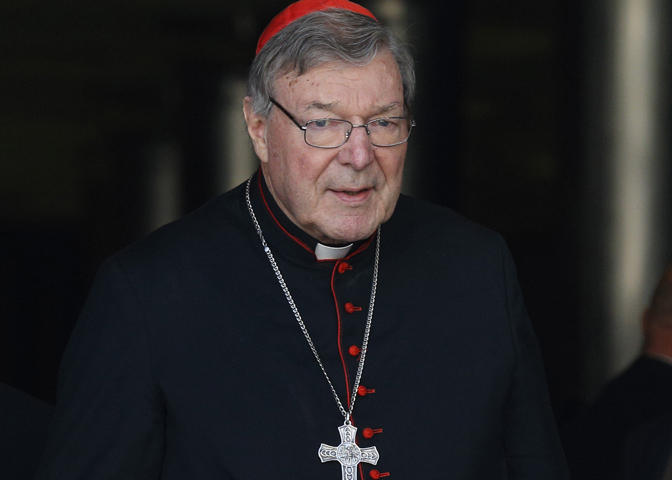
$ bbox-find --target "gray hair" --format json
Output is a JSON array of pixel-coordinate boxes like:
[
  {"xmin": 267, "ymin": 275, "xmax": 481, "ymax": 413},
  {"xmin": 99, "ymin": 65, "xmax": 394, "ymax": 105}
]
[{"xmin": 247, "ymin": 9, "xmax": 415, "ymax": 116}]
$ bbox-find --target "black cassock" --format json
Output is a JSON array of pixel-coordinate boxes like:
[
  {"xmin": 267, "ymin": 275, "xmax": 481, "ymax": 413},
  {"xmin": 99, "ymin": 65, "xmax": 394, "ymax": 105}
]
[{"xmin": 37, "ymin": 171, "xmax": 569, "ymax": 479}]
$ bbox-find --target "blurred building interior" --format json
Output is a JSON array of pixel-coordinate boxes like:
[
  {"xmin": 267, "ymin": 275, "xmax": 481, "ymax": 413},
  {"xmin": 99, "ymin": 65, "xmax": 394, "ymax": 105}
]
[{"xmin": 1, "ymin": 0, "xmax": 671, "ymax": 428}]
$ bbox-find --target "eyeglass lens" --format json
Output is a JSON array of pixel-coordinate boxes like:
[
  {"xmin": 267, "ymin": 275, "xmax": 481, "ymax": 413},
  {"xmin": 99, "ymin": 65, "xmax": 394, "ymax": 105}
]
[{"xmin": 304, "ymin": 118, "xmax": 413, "ymax": 148}]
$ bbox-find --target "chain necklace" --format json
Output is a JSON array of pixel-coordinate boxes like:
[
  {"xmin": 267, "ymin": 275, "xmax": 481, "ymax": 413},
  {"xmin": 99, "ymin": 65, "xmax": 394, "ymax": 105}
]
[{"xmin": 245, "ymin": 177, "xmax": 381, "ymax": 480}]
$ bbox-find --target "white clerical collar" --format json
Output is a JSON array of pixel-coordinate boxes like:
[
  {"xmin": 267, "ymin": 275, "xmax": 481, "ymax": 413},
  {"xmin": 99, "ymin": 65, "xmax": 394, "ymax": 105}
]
[{"xmin": 314, "ymin": 243, "xmax": 353, "ymax": 260}]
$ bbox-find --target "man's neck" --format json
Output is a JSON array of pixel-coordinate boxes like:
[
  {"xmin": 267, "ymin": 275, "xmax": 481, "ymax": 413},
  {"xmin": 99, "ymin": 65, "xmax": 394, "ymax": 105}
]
[{"xmin": 256, "ymin": 170, "xmax": 365, "ymax": 260}]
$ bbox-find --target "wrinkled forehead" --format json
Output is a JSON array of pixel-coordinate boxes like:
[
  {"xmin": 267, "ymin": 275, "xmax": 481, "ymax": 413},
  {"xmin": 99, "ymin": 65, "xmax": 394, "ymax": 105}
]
[{"xmin": 273, "ymin": 54, "xmax": 405, "ymax": 119}]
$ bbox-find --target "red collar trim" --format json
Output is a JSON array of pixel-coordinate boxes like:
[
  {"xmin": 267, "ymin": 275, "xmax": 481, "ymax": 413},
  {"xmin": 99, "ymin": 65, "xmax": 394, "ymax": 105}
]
[
  {"xmin": 345, "ymin": 232, "xmax": 374, "ymax": 260},
  {"xmin": 256, "ymin": 172, "xmax": 376, "ymax": 261},
  {"xmin": 257, "ymin": 173, "xmax": 315, "ymax": 256}
]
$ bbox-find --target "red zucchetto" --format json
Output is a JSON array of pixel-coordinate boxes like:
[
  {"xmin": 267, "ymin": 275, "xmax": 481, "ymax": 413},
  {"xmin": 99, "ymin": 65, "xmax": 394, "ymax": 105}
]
[{"xmin": 256, "ymin": 0, "xmax": 378, "ymax": 55}]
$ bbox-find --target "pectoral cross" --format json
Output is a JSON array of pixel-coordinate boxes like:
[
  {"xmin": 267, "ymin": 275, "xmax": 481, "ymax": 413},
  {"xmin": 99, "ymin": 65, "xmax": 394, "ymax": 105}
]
[{"xmin": 318, "ymin": 423, "xmax": 379, "ymax": 480}]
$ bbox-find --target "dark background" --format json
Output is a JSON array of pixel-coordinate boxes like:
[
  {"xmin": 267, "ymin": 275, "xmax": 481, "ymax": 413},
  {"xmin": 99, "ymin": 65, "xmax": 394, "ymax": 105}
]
[{"xmin": 1, "ymin": 0, "xmax": 668, "ymax": 429}]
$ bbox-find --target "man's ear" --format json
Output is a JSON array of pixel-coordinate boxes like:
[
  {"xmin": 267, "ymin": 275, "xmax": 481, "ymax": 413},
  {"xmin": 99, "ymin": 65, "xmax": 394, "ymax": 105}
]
[{"xmin": 243, "ymin": 97, "xmax": 269, "ymax": 163}]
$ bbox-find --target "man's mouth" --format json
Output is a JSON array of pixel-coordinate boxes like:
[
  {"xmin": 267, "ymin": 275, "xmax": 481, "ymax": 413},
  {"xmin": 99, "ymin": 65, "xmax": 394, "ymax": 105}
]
[{"xmin": 331, "ymin": 187, "xmax": 373, "ymax": 203}]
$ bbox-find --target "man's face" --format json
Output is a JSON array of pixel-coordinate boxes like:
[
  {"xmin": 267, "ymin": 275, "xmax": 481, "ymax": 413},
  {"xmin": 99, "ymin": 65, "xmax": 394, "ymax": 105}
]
[{"xmin": 244, "ymin": 51, "xmax": 407, "ymax": 245}]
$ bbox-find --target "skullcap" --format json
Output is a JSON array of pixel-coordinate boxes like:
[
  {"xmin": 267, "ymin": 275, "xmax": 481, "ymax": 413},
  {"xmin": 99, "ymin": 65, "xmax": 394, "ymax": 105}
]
[{"xmin": 256, "ymin": 0, "xmax": 377, "ymax": 55}]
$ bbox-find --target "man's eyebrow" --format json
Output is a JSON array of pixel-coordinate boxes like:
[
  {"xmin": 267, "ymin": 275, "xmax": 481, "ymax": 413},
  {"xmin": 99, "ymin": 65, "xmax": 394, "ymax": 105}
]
[
  {"xmin": 303, "ymin": 101, "xmax": 338, "ymax": 112},
  {"xmin": 302, "ymin": 100, "xmax": 404, "ymax": 116},
  {"xmin": 375, "ymin": 101, "xmax": 404, "ymax": 116}
]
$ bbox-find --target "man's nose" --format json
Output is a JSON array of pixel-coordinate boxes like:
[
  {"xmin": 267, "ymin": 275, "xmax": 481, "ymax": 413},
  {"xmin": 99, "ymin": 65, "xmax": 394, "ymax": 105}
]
[{"xmin": 340, "ymin": 125, "xmax": 374, "ymax": 170}]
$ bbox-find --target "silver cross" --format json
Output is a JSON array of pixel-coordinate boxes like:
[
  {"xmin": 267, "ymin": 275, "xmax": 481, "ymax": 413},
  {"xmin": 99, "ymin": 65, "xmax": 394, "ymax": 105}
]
[{"xmin": 318, "ymin": 424, "xmax": 379, "ymax": 480}]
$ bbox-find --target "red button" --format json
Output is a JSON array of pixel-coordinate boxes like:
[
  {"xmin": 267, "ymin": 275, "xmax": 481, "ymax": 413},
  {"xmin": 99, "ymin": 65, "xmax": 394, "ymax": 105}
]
[
  {"xmin": 348, "ymin": 345, "xmax": 361, "ymax": 357},
  {"xmin": 362, "ymin": 428, "xmax": 382, "ymax": 439},
  {"xmin": 357, "ymin": 385, "xmax": 375, "ymax": 396},
  {"xmin": 338, "ymin": 262, "xmax": 352, "ymax": 274},
  {"xmin": 345, "ymin": 303, "xmax": 362, "ymax": 314},
  {"xmin": 370, "ymin": 470, "xmax": 390, "ymax": 479}
]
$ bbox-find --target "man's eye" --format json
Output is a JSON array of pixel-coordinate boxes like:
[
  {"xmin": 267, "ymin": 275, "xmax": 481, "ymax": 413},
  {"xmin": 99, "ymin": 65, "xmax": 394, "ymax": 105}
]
[
  {"xmin": 373, "ymin": 119, "xmax": 392, "ymax": 128},
  {"xmin": 313, "ymin": 119, "xmax": 330, "ymax": 128}
]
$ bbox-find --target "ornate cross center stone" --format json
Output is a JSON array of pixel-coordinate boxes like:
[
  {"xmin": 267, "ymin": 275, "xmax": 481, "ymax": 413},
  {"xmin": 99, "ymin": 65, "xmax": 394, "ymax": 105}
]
[{"xmin": 318, "ymin": 424, "xmax": 379, "ymax": 480}]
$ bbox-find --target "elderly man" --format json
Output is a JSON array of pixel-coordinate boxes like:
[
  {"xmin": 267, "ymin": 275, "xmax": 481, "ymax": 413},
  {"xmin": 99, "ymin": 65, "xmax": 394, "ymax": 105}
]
[{"xmin": 37, "ymin": 1, "xmax": 568, "ymax": 479}]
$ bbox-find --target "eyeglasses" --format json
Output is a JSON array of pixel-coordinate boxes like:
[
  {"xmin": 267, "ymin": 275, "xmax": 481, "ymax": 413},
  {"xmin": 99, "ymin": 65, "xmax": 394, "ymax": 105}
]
[{"xmin": 269, "ymin": 97, "xmax": 415, "ymax": 149}]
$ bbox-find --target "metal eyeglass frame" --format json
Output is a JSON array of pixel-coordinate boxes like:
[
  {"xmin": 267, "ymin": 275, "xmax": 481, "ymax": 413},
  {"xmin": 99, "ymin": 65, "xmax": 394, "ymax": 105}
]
[{"xmin": 268, "ymin": 97, "xmax": 415, "ymax": 149}]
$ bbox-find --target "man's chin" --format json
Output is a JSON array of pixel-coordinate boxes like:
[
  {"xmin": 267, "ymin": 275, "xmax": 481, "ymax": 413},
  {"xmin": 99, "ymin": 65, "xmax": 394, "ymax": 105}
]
[{"xmin": 313, "ymin": 221, "xmax": 380, "ymax": 245}]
